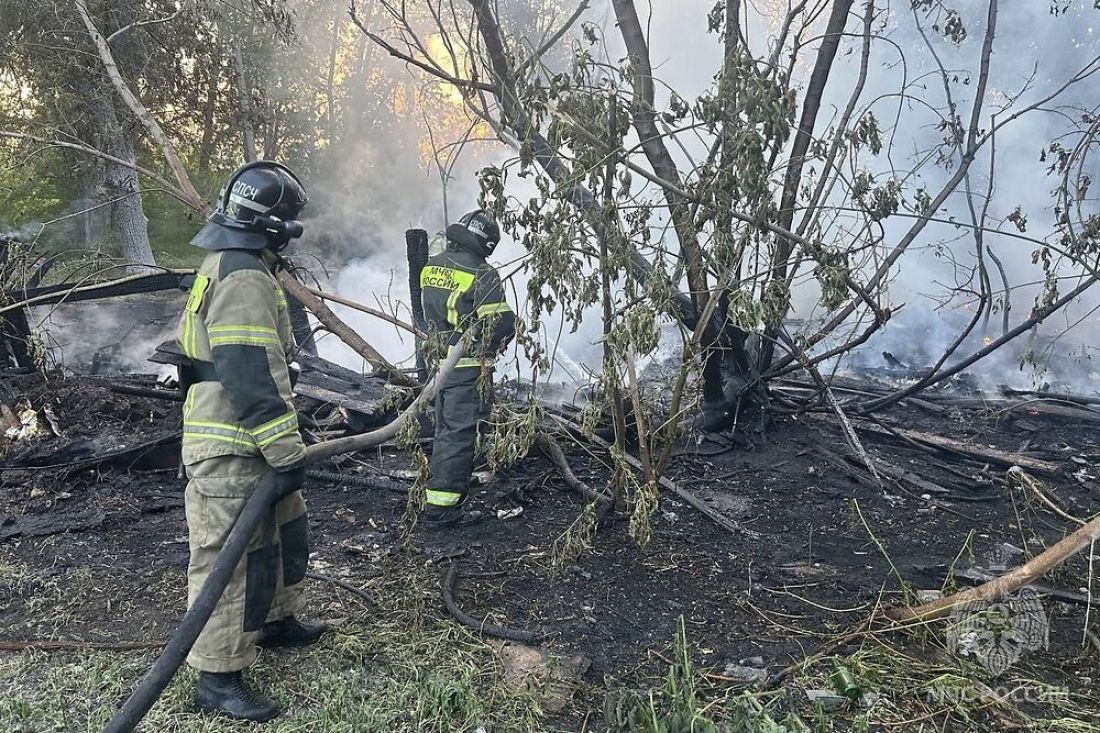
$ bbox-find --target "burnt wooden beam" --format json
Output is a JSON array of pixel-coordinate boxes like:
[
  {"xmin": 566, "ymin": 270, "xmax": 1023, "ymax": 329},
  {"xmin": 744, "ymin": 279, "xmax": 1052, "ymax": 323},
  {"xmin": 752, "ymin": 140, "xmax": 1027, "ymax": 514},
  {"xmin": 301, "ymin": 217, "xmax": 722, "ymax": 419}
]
[
  {"xmin": 855, "ymin": 422, "xmax": 1062, "ymax": 476},
  {"xmin": 3, "ymin": 271, "xmax": 194, "ymax": 311}
]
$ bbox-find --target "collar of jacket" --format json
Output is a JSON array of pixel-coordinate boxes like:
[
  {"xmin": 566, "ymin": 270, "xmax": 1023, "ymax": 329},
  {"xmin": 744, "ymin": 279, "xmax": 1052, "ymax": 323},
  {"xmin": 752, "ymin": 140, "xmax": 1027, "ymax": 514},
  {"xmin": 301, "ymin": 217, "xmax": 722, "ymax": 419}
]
[{"xmin": 260, "ymin": 249, "xmax": 289, "ymax": 275}]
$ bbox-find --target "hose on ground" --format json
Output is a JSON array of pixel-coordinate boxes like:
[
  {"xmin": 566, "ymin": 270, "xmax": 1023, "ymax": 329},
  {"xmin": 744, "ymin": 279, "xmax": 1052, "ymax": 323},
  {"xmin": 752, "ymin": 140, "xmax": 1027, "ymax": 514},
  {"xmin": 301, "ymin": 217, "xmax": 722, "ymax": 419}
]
[{"xmin": 441, "ymin": 563, "xmax": 543, "ymax": 644}]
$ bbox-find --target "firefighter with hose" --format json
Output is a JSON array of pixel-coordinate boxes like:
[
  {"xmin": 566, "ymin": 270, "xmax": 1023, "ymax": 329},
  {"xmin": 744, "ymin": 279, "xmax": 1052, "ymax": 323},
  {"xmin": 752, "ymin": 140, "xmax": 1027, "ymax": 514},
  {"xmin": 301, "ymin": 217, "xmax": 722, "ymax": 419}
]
[
  {"xmin": 172, "ymin": 161, "xmax": 327, "ymax": 721},
  {"xmin": 420, "ymin": 210, "xmax": 516, "ymax": 527}
]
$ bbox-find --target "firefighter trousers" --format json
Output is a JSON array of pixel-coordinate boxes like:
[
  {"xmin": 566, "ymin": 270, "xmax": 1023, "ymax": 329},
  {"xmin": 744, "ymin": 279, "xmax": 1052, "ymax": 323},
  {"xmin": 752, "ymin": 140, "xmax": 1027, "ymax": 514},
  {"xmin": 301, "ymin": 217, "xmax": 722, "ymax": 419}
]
[
  {"xmin": 183, "ymin": 455, "xmax": 309, "ymax": 673},
  {"xmin": 426, "ymin": 369, "xmax": 492, "ymax": 509}
]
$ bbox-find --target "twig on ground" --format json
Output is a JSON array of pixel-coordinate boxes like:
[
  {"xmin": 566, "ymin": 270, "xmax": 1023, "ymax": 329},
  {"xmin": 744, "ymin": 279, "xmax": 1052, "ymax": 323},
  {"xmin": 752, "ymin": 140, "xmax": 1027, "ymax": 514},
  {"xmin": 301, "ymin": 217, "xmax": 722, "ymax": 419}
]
[
  {"xmin": 307, "ymin": 571, "xmax": 374, "ymax": 605},
  {"xmin": 550, "ymin": 415, "xmax": 754, "ymax": 537},
  {"xmin": 776, "ymin": 329, "xmax": 886, "ymax": 492},
  {"xmin": 888, "ymin": 510, "xmax": 1100, "ymax": 622},
  {"xmin": 534, "ymin": 432, "xmax": 612, "ymax": 505},
  {"xmin": 1005, "ymin": 466, "xmax": 1086, "ymax": 526},
  {"xmin": 762, "ymin": 617, "xmax": 875, "ymax": 687}
]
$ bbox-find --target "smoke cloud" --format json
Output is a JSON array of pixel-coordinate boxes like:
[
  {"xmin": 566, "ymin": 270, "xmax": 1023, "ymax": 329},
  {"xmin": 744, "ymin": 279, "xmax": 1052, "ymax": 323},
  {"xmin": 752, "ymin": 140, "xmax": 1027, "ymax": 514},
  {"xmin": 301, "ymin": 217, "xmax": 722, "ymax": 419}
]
[{"xmin": 294, "ymin": 1, "xmax": 1100, "ymax": 394}]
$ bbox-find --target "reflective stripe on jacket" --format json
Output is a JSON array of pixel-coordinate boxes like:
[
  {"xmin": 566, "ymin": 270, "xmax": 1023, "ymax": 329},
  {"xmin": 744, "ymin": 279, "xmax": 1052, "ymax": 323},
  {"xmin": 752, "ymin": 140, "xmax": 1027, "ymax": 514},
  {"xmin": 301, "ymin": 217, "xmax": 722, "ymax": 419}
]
[
  {"xmin": 420, "ymin": 244, "xmax": 516, "ymax": 368},
  {"xmin": 176, "ymin": 249, "xmax": 305, "ymax": 469}
]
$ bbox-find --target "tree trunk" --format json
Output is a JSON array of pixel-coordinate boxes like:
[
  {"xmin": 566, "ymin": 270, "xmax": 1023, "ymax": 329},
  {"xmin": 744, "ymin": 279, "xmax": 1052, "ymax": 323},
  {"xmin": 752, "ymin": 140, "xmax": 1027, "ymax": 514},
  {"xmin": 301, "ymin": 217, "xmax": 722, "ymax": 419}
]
[
  {"xmin": 80, "ymin": 173, "xmax": 107, "ymax": 249},
  {"xmin": 263, "ymin": 118, "xmax": 278, "ymax": 160},
  {"xmin": 758, "ymin": 0, "xmax": 855, "ymax": 371},
  {"xmin": 611, "ymin": 0, "xmax": 707, "ymax": 307},
  {"xmin": 230, "ymin": 39, "xmax": 258, "ymax": 162},
  {"xmin": 75, "ymin": 0, "xmax": 203, "ymax": 211},
  {"xmin": 197, "ymin": 60, "xmax": 220, "ymax": 173},
  {"xmin": 95, "ymin": 90, "xmax": 155, "ymax": 271},
  {"xmin": 612, "ymin": 0, "xmax": 760, "ymax": 433}
]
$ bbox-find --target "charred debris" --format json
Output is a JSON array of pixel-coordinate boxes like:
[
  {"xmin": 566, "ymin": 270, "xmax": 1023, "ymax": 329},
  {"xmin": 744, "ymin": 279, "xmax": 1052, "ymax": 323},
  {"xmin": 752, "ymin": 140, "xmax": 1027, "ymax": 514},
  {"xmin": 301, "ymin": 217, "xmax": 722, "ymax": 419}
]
[{"xmin": 3, "ymin": 230, "xmax": 1100, "ymax": 681}]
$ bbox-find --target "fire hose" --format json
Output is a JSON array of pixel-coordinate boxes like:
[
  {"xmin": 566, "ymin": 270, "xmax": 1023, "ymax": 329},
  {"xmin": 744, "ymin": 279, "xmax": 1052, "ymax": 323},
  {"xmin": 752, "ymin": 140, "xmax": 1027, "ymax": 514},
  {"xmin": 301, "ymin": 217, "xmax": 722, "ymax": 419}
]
[{"xmin": 101, "ymin": 337, "xmax": 470, "ymax": 733}]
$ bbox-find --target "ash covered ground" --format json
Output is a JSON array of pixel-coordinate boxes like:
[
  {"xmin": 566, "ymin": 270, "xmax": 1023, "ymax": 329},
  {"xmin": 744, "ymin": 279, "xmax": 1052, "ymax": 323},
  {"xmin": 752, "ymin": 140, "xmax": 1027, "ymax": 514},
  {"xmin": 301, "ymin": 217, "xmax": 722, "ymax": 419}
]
[{"xmin": 3, "ymin": 351, "xmax": 1100, "ymax": 730}]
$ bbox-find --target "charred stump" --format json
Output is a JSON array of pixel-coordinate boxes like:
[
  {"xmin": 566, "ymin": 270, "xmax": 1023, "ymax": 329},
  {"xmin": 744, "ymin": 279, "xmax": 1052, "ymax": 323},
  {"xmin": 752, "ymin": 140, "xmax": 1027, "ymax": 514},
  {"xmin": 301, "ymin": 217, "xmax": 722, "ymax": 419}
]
[
  {"xmin": 698, "ymin": 293, "xmax": 767, "ymax": 433},
  {"xmin": 0, "ymin": 237, "xmax": 34, "ymax": 370},
  {"xmin": 406, "ymin": 228, "xmax": 430, "ymax": 384}
]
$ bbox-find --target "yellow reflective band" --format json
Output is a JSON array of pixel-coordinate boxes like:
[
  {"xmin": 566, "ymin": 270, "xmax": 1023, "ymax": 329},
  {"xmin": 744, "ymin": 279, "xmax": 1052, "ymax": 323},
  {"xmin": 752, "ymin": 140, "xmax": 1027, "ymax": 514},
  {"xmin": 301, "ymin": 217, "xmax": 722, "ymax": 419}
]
[
  {"xmin": 185, "ymin": 314, "xmax": 195, "ymax": 358},
  {"xmin": 209, "ymin": 335, "xmax": 280, "ymax": 347},
  {"xmin": 476, "ymin": 302, "xmax": 512, "ymax": 318},
  {"xmin": 178, "ymin": 320, "xmax": 192, "ymax": 359},
  {"xmin": 250, "ymin": 411, "xmax": 297, "ymax": 435},
  {"xmin": 256, "ymin": 425, "xmax": 299, "ymax": 447},
  {"xmin": 208, "ymin": 324, "xmax": 280, "ymax": 348},
  {"xmin": 192, "ymin": 313, "xmax": 200, "ymax": 357},
  {"xmin": 179, "ymin": 312, "xmax": 201, "ymax": 359},
  {"xmin": 183, "ymin": 419, "xmax": 255, "ymax": 448},
  {"xmin": 249, "ymin": 413, "xmax": 299, "ymax": 446},
  {"xmin": 183, "ymin": 432, "xmax": 255, "ymax": 448},
  {"xmin": 185, "ymin": 275, "xmax": 210, "ymax": 313},
  {"xmin": 209, "ymin": 325, "xmax": 278, "ymax": 334},
  {"xmin": 184, "ymin": 419, "xmax": 248, "ymax": 432},
  {"xmin": 425, "ymin": 489, "xmax": 462, "ymax": 507}
]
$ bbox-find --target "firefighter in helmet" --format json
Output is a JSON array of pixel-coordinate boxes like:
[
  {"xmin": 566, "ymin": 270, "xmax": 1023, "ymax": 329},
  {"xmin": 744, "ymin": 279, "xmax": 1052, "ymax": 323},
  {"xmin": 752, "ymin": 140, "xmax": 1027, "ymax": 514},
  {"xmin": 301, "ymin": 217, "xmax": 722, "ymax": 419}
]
[
  {"xmin": 174, "ymin": 161, "xmax": 326, "ymax": 721},
  {"xmin": 420, "ymin": 210, "xmax": 516, "ymax": 527}
]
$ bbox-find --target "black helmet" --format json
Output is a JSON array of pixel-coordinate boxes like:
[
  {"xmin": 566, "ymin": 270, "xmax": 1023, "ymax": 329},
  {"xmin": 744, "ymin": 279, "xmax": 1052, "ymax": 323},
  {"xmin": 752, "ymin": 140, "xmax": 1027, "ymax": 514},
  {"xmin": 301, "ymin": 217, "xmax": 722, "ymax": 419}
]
[
  {"xmin": 446, "ymin": 209, "xmax": 500, "ymax": 258},
  {"xmin": 190, "ymin": 161, "xmax": 308, "ymax": 252}
]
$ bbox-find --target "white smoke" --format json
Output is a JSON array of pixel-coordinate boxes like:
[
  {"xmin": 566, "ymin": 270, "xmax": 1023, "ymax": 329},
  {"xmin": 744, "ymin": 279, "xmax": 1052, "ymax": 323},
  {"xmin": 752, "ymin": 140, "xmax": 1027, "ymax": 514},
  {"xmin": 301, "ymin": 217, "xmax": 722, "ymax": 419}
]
[{"xmin": 306, "ymin": 0, "xmax": 1100, "ymax": 396}]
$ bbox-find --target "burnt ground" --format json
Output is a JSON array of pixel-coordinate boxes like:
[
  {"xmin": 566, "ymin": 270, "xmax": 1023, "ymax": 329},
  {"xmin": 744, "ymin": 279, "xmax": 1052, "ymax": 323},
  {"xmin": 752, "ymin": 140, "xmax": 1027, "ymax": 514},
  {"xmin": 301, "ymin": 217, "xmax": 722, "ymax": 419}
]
[{"xmin": 3, "ymin": 370, "xmax": 1100, "ymax": 730}]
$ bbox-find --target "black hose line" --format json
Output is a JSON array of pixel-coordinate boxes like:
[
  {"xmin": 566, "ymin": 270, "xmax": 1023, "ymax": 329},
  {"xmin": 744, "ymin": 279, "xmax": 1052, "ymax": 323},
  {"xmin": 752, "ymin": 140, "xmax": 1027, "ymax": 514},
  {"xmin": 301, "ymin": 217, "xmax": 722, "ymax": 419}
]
[
  {"xmin": 306, "ymin": 468, "xmax": 408, "ymax": 493},
  {"xmin": 101, "ymin": 471, "xmax": 280, "ymax": 733},
  {"xmin": 441, "ymin": 563, "xmax": 543, "ymax": 644}
]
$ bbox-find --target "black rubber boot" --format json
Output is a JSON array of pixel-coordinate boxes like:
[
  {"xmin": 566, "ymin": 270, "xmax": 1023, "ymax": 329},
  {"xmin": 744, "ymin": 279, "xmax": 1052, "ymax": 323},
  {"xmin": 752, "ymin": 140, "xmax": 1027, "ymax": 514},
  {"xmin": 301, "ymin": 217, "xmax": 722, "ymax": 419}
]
[
  {"xmin": 258, "ymin": 616, "xmax": 329, "ymax": 649},
  {"xmin": 194, "ymin": 670, "xmax": 279, "ymax": 722},
  {"xmin": 420, "ymin": 506, "xmax": 484, "ymax": 529}
]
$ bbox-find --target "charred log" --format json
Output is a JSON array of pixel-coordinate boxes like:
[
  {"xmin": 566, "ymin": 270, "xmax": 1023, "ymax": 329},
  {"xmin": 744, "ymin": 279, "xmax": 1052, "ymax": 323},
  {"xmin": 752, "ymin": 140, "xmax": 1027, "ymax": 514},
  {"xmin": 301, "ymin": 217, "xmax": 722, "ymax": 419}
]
[{"xmin": 406, "ymin": 228, "xmax": 429, "ymax": 384}]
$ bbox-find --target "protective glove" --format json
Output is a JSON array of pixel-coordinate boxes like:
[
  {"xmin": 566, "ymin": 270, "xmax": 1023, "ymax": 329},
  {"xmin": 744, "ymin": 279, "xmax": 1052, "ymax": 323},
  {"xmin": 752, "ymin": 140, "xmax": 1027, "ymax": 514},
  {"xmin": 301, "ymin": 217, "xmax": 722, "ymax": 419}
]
[{"xmin": 271, "ymin": 463, "xmax": 306, "ymax": 503}]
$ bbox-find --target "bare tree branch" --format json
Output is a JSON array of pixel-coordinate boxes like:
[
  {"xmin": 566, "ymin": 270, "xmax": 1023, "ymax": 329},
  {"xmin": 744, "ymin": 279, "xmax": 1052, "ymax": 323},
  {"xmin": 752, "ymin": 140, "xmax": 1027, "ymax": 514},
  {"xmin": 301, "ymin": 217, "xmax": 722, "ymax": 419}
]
[
  {"xmin": 0, "ymin": 131, "xmax": 187, "ymax": 202},
  {"xmin": 349, "ymin": 0, "xmax": 495, "ymax": 92},
  {"xmin": 73, "ymin": 0, "xmax": 204, "ymax": 211},
  {"xmin": 106, "ymin": 1, "xmax": 189, "ymax": 44},
  {"xmin": 612, "ymin": 0, "xmax": 707, "ymax": 307},
  {"xmin": 516, "ymin": 0, "xmax": 590, "ymax": 75}
]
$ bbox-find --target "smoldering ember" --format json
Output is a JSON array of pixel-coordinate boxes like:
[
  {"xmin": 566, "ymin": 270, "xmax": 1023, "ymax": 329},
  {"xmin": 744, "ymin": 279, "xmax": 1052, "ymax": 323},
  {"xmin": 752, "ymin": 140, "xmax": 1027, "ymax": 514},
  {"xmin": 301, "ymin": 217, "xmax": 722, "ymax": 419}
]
[{"xmin": 2, "ymin": 1, "xmax": 1100, "ymax": 731}]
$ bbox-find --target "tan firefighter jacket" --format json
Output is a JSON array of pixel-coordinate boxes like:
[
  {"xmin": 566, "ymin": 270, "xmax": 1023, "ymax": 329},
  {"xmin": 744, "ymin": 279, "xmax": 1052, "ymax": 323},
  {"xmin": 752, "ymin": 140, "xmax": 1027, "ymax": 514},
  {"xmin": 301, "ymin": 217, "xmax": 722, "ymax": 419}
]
[{"xmin": 175, "ymin": 250, "xmax": 305, "ymax": 470}]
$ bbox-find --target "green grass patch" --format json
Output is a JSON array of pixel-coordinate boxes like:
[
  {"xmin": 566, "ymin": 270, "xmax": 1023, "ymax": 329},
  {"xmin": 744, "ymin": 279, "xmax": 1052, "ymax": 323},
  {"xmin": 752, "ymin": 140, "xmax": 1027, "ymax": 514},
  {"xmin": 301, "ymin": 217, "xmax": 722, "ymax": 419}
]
[{"xmin": 0, "ymin": 559, "xmax": 545, "ymax": 732}]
